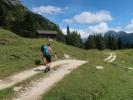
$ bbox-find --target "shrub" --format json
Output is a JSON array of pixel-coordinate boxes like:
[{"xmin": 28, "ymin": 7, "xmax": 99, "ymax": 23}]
[{"xmin": 34, "ymin": 59, "xmax": 41, "ymax": 65}]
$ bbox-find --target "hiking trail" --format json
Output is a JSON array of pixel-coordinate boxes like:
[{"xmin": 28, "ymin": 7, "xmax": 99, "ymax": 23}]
[
  {"xmin": 0, "ymin": 60, "xmax": 86, "ymax": 91},
  {"xmin": 104, "ymin": 53, "xmax": 116, "ymax": 62},
  {"xmin": 12, "ymin": 60, "xmax": 87, "ymax": 100}
]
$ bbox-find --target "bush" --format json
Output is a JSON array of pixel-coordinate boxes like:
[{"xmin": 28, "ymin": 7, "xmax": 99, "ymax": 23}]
[{"xmin": 34, "ymin": 59, "xmax": 41, "ymax": 65}]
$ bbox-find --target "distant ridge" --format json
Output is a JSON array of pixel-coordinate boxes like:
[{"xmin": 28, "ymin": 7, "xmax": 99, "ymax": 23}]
[
  {"xmin": 2, "ymin": 0, "xmax": 21, "ymax": 6},
  {"xmin": 0, "ymin": 0, "xmax": 61, "ymax": 37},
  {"xmin": 82, "ymin": 30, "xmax": 133, "ymax": 44},
  {"xmin": 104, "ymin": 31, "xmax": 133, "ymax": 44}
]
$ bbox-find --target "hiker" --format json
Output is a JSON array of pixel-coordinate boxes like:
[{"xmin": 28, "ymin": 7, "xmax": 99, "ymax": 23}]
[{"xmin": 41, "ymin": 43, "xmax": 53, "ymax": 71}]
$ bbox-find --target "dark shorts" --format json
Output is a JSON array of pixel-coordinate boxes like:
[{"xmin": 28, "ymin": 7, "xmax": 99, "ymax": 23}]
[{"xmin": 44, "ymin": 55, "xmax": 51, "ymax": 62}]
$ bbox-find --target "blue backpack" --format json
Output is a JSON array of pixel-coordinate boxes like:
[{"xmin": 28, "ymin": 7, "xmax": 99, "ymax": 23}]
[
  {"xmin": 41, "ymin": 45, "xmax": 49, "ymax": 55},
  {"xmin": 41, "ymin": 45, "xmax": 45, "ymax": 52}
]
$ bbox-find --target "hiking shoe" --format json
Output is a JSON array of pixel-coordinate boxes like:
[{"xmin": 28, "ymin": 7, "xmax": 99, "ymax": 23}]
[
  {"xmin": 44, "ymin": 63, "xmax": 47, "ymax": 66},
  {"xmin": 43, "ymin": 67, "xmax": 48, "ymax": 73}
]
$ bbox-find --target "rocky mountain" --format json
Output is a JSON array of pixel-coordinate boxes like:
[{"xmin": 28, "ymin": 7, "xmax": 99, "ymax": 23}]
[
  {"xmin": 82, "ymin": 31, "xmax": 133, "ymax": 45},
  {"xmin": 2, "ymin": 0, "xmax": 21, "ymax": 6},
  {"xmin": 104, "ymin": 31, "xmax": 133, "ymax": 44},
  {"xmin": 0, "ymin": 0, "xmax": 61, "ymax": 37}
]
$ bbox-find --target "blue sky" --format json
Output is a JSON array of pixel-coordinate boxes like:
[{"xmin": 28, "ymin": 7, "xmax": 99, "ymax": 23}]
[{"xmin": 21, "ymin": 0, "xmax": 133, "ymax": 37}]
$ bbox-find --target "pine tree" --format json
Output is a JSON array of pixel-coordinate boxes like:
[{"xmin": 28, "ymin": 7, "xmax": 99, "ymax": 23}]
[
  {"xmin": 111, "ymin": 36, "xmax": 118, "ymax": 50},
  {"xmin": 66, "ymin": 25, "xmax": 70, "ymax": 44},
  {"xmin": 106, "ymin": 35, "xmax": 118, "ymax": 50},
  {"xmin": 67, "ymin": 25, "xmax": 70, "ymax": 35},
  {"xmin": 95, "ymin": 34, "xmax": 106, "ymax": 50},
  {"xmin": 78, "ymin": 33, "xmax": 83, "ymax": 48},
  {"xmin": 52, "ymin": 25, "xmax": 66, "ymax": 43},
  {"xmin": 85, "ymin": 35, "xmax": 96, "ymax": 49},
  {"xmin": 66, "ymin": 31, "xmax": 83, "ymax": 48},
  {"xmin": 117, "ymin": 37, "xmax": 123, "ymax": 49},
  {"xmin": 126, "ymin": 42, "xmax": 132, "ymax": 49}
]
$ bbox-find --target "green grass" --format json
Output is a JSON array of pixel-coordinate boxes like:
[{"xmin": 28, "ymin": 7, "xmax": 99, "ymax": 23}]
[
  {"xmin": 0, "ymin": 28, "xmax": 90, "ymax": 99},
  {"xmin": 0, "ymin": 29, "xmax": 133, "ymax": 100},
  {"xmin": 0, "ymin": 29, "xmax": 86, "ymax": 79},
  {"xmin": 42, "ymin": 49, "xmax": 133, "ymax": 100},
  {"xmin": 0, "ymin": 65, "xmax": 65, "ymax": 100},
  {"xmin": 0, "ymin": 30, "xmax": 42, "ymax": 78}
]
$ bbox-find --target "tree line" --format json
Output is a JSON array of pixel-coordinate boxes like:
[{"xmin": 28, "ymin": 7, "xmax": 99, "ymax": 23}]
[
  {"xmin": 85, "ymin": 34, "xmax": 133, "ymax": 50},
  {"xmin": 57, "ymin": 25, "xmax": 83, "ymax": 48},
  {"xmin": 57, "ymin": 25, "xmax": 133, "ymax": 50}
]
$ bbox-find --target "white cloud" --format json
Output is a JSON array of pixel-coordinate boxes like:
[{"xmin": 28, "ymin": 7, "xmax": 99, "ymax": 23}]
[
  {"xmin": 88, "ymin": 22, "xmax": 109, "ymax": 34},
  {"xmin": 62, "ymin": 22, "xmax": 125, "ymax": 38},
  {"xmin": 32, "ymin": 5, "xmax": 68, "ymax": 15},
  {"xmin": 88, "ymin": 22, "xmax": 123, "ymax": 34},
  {"xmin": 62, "ymin": 28, "xmax": 89, "ymax": 38},
  {"xmin": 62, "ymin": 23, "xmax": 123, "ymax": 38},
  {"xmin": 63, "ymin": 10, "xmax": 112, "ymax": 24},
  {"xmin": 125, "ymin": 19, "xmax": 133, "ymax": 33},
  {"xmin": 74, "ymin": 11, "xmax": 112, "ymax": 24},
  {"xmin": 111, "ymin": 26, "xmax": 123, "ymax": 32}
]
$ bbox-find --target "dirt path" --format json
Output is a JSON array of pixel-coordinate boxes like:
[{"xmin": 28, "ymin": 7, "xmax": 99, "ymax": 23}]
[
  {"xmin": 104, "ymin": 53, "xmax": 113, "ymax": 61},
  {"xmin": 107, "ymin": 54, "xmax": 116, "ymax": 62},
  {"xmin": 104, "ymin": 53, "xmax": 116, "ymax": 62},
  {"xmin": 13, "ymin": 60, "xmax": 87, "ymax": 100},
  {"xmin": 0, "ymin": 60, "xmax": 84, "ymax": 90}
]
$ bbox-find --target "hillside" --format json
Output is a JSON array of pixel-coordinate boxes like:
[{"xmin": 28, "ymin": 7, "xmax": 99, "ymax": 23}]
[
  {"xmin": 104, "ymin": 31, "xmax": 133, "ymax": 44},
  {"xmin": 0, "ymin": 29, "xmax": 133, "ymax": 100},
  {"xmin": 42, "ymin": 49, "xmax": 133, "ymax": 100},
  {"xmin": 0, "ymin": 29, "xmax": 86, "ymax": 79},
  {"xmin": 0, "ymin": 0, "xmax": 62, "ymax": 37}
]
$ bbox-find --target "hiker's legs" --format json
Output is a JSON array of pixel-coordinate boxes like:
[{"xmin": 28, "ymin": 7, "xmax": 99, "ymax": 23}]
[
  {"xmin": 43, "ymin": 55, "xmax": 47, "ymax": 66},
  {"xmin": 45, "ymin": 62, "xmax": 50, "ymax": 71},
  {"xmin": 45, "ymin": 55, "xmax": 51, "ymax": 71},
  {"xmin": 43, "ymin": 58, "xmax": 47, "ymax": 66}
]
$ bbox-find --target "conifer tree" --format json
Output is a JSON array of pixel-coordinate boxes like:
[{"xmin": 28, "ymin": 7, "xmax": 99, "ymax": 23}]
[
  {"xmin": 67, "ymin": 25, "xmax": 70, "ymax": 35},
  {"xmin": 95, "ymin": 34, "xmax": 106, "ymax": 50},
  {"xmin": 85, "ymin": 35, "xmax": 96, "ymax": 49},
  {"xmin": 117, "ymin": 37, "xmax": 123, "ymax": 49}
]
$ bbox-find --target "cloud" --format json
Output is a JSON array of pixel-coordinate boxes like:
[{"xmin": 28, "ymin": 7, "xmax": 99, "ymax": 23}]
[
  {"xmin": 112, "ymin": 26, "xmax": 123, "ymax": 32},
  {"xmin": 88, "ymin": 22, "xmax": 109, "ymax": 33},
  {"xmin": 74, "ymin": 11, "xmax": 112, "ymax": 24},
  {"xmin": 62, "ymin": 28, "xmax": 88, "ymax": 38},
  {"xmin": 125, "ymin": 19, "xmax": 133, "ymax": 33},
  {"xmin": 63, "ymin": 10, "xmax": 112, "ymax": 24},
  {"xmin": 32, "ymin": 5, "xmax": 68, "ymax": 15},
  {"xmin": 62, "ymin": 22, "xmax": 124, "ymax": 38},
  {"xmin": 88, "ymin": 22, "xmax": 123, "ymax": 34}
]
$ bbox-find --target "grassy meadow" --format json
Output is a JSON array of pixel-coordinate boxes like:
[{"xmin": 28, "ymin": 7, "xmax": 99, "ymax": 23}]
[
  {"xmin": 42, "ymin": 49, "xmax": 133, "ymax": 100},
  {"xmin": 0, "ymin": 29, "xmax": 133, "ymax": 100},
  {"xmin": 0, "ymin": 29, "xmax": 86, "ymax": 79}
]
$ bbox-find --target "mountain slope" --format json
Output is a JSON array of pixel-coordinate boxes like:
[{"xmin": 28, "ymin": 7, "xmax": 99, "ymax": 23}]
[
  {"xmin": 0, "ymin": 29, "xmax": 133, "ymax": 100},
  {"xmin": 104, "ymin": 31, "xmax": 133, "ymax": 44},
  {"xmin": 0, "ymin": 29, "xmax": 86, "ymax": 79},
  {"xmin": 0, "ymin": 0, "xmax": 61, "ymax": 37}
]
